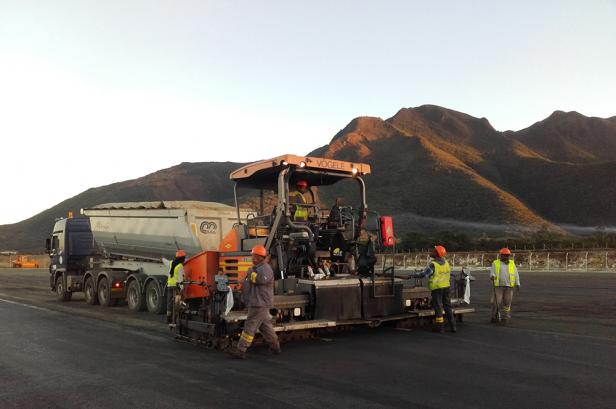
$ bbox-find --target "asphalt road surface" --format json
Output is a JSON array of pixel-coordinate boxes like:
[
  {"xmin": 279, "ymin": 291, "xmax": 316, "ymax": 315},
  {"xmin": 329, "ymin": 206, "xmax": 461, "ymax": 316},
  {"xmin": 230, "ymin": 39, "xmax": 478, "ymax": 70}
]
[{"xmin": 1, "ymin": 268, "xmax": 615, "ymax": 409}]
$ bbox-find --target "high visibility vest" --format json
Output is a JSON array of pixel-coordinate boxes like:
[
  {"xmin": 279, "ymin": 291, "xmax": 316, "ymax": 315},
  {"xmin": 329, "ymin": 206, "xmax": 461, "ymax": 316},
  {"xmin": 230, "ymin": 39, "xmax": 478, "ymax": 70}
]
[
  {"xmin": 168, "ymin": 263, "xmax": 182, "ymax": 287},
  {"xmin": 428, "ymin": 260, "xmax": 451, "ymax": 290},
  {"xmin": 493, "ymin": 259, "xmax": 516, "ymax": 287},
  {"xmin": 290, "ymin": 191, "xmax": 309, "ymax": 220}
]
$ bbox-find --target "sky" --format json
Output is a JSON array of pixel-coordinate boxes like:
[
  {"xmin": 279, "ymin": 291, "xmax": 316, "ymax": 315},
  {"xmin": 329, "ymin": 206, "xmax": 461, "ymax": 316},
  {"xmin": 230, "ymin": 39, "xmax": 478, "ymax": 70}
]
[{"xmin": 0, "ymin": 0, "xmax": 615, "ymax": 225}]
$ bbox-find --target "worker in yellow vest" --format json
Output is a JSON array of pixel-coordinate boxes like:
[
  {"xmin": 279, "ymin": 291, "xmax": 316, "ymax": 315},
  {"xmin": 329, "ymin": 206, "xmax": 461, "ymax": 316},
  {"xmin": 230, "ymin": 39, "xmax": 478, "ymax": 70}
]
[
  {"xmin": 414, "ymin": 245, "xmax": 456, "ymax": 333},
  {"xmin": 289, "ymin": 180, "xmax": 313, "ymax": 221},
  {"xmin": 490, "ymin": 248, "xmax": 520, "ymax": 323},
  {"xmin": 167, "ymin": 249, "xmax": 186, "ymax": 325}
]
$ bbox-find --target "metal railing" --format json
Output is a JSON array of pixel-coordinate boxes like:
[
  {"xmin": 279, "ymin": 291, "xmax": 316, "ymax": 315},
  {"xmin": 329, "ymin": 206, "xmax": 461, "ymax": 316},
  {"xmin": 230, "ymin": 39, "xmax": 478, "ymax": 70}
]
[{"xmin": 376, "ymin": 250, "xmax": 616, "ymax": 272}]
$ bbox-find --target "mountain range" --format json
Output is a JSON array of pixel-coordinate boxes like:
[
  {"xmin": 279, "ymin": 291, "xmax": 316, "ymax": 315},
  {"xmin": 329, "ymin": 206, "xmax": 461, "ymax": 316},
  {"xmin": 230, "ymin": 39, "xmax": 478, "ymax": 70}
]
[{"xmin": 2, "ymin": 105, "xmax": 615, "ymax": 251}]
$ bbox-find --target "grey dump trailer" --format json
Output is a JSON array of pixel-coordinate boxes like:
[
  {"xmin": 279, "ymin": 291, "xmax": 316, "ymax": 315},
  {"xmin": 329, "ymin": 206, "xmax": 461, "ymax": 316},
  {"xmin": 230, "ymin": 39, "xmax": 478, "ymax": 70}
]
[{"xmin": 46, "ymin": 201, "xmax": 252, "ymax": 313}]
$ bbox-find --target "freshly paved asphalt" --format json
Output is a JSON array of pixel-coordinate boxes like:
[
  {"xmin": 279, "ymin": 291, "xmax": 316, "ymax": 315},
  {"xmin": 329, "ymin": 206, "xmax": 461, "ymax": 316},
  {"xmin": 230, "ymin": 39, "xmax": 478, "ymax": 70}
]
[{"xmin": 1, "ymin": 268, "xmax": 615, "ymax": 409}]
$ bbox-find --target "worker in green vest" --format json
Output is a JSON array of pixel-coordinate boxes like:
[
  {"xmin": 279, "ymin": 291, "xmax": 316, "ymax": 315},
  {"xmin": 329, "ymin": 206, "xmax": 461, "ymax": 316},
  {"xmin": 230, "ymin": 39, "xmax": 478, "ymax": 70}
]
[
  {"xmin": 167, "ymin": 249, "xmax": 186, "ymax": 325},
  {"xmin": 414, "ymin": 245, "xmax": 456, "ymax": 333},
  {"xmin": 490, "ymin": 248, "xmax": 520, "ymax": 323}
]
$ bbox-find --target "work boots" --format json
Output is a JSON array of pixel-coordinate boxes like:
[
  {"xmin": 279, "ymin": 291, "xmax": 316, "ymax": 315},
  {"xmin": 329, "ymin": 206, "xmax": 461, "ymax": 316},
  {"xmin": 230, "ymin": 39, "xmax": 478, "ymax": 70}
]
[
  {"xmin": 227, "ymin": 346, "xmax": 246, "ymax": 360},
  {"xmin": 432, "ymin": 323, "xmax": 445, "ymax": 334},
  {"xmin": 268, "ymin": 342, "xmax": 282, "ymax": 355}
]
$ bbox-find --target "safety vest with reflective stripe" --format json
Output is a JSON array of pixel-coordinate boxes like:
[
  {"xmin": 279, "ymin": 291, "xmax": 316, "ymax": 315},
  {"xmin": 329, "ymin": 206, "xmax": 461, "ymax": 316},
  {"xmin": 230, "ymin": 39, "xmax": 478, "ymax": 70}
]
[
  {"xmin": 168, "ymin": 263, "xmax": 182, "ymax": 287},
  {"xmin": 290, "ymin": 191, "xmax": 309, "ymax": 220},
  {"xmin": 428, "ymin": 260, "xmax": 451, "ymax": 290},
  {"xmin": 493, "ymin": 259, "xmax": 516, "ymax": 287}
]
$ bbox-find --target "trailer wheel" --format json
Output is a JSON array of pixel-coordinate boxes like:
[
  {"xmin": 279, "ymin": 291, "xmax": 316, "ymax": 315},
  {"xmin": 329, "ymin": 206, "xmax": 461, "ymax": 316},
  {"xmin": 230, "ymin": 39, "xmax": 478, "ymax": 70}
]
[
  {"xmin": 145, "ymin": 281, "xmax": 165, "ymax": 314},
  {"xmin": 84, "ymin": 276, "xmax": 98, "ymax": 305},
  {"xmin": 55, "ymin": 274, "xmax": 72, "ymax": 302},
  {"xmin": 127, "ymin": 280, "xmax": 145, "ymax": 312},
  {"xmin": 98, "ymin": 277, "xmax": 118, "ymax": 307}
]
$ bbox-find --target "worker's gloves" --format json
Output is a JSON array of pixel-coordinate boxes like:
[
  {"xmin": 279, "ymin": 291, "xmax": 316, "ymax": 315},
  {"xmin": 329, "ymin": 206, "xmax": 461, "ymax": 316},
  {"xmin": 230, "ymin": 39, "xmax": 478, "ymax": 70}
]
[
  {"xmin": 516, "ymin": 284, "xmax": 520, "ymax": 292},
  {"xmin": 490, "ymin": 276, "xmax": 496, "ymax": 281},
  {"xmin": 250, "ymin": 272, "xmax": 257, "ymax": 283}
]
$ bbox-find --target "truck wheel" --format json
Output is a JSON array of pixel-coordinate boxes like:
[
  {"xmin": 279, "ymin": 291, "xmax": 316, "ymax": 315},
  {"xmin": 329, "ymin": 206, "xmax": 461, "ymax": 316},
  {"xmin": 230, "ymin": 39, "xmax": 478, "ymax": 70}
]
[
  {"xmin": 127, "ymin": 280, "xmax": 145, "ymax": 312},
  {"xmin": 98, "ymin": 277, "xmax": 118, "ymax": 307},
  {"xmin": 84, "ymin": 276, "xmax": 98, "ymax": 305},
  {"xmin": 145, "ymin": 281, "xmax": 165, "ymax": 314},
  {"xmin": 55, "ymin": 275, "xmax": 72, "ymax": 302}
]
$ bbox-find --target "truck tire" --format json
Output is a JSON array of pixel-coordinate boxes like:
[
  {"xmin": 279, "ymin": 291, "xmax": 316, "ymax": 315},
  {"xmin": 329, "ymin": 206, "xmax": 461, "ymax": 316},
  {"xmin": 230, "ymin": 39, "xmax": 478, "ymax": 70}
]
[
  {"xmin": 55, "ymin": 274, "xmax": 72, "ymax": 302},
  {"xmin": 145, "ymin": 281, "xmax": 165, "ymax": 314},
  {"xmin": 84, "ymin": 276, "xmax": 98, "ymax": 305},
  {"xmin": 127, "ymin": 280, "xmax": 145, "ymax": 312},
  {"xmin": 98, "ymin": 277, "xmax": 118, "ymax": 307}
]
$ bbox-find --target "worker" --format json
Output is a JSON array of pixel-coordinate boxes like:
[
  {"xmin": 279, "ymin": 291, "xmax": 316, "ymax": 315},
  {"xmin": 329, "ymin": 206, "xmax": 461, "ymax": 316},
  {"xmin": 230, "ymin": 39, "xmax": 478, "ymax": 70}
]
[
  {"xmin": 289, "ymin": 179, "xmax": 314, "ymax": 221},
  {"xmin": 356, "ymin": 228, "xmax": 377, "ymax": 276},
  {"xmin": 228, "ymin": 245, "xmax": 281, "ymax": 359},
  {"xmin": 167, "ymin": 249, "xmax": 186, "ymax": 325},
  {"xmin": 414, "ymin": 245, "xmax": 456, "ymax": 333},
  {"xmin": 490, "ymin": 248, "xmax": 520, "ymax": 323}
]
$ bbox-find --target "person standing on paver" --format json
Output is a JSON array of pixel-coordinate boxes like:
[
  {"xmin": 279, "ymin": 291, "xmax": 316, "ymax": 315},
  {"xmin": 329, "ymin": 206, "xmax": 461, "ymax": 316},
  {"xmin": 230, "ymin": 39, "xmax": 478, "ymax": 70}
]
[
  {"xmin": 228, "ymin": 245, "xmax": 281, "ymax": 359},
  {"xmin": 490, "ymin": 248, "xmax": 520, "ymax": 323},
  {"xmin": 414, "ymin": 245, "xmax": 456, "ymax": 333}
]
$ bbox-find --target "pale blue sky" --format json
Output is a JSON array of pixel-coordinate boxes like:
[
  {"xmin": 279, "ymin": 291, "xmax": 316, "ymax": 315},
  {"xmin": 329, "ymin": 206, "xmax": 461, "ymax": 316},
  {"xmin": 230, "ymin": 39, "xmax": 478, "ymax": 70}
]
[{"xmin": 0, "ymin": 0, "xmax": 615, "ymax": 224}]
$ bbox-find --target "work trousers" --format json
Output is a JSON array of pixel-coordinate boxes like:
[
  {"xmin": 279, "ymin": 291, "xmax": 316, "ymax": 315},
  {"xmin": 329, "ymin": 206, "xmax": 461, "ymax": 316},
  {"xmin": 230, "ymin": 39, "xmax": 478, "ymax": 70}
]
[
  {"xmin": 166, "ymin": 286, "xmax": 179, "ymax": 323},
  {"xmin": 431, "ymin": 287, "xmax": 455, "ymax": 329},
  {"xmin": 237, "ymin": 307, "xmax": 279, "ymax": 352},
  {"xmin": 492, "ymin": 286, "xmax": 514, "ymax": 318}
]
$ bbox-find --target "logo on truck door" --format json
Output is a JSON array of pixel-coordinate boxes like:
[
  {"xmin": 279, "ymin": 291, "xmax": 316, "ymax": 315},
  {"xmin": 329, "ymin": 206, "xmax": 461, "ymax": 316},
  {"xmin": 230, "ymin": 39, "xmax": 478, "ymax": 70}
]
[{"xmin": 200, "ymin": 221, "xmax": 218, "ymax": 235}]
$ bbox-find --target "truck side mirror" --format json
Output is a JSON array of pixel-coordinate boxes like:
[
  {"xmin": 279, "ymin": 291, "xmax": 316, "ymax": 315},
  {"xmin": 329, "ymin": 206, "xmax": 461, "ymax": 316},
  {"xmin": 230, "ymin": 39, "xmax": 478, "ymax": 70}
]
[{"xmin": 45, "ymin": 238, "xmax": 51, "ymax": 254}]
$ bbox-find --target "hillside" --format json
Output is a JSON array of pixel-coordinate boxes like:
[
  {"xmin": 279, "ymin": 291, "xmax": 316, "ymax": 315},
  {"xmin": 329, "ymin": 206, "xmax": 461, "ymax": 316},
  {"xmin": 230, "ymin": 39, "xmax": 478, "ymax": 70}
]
[{"xmin": 2, "ymin": 105, "xmax": 615, "ymax": 252}]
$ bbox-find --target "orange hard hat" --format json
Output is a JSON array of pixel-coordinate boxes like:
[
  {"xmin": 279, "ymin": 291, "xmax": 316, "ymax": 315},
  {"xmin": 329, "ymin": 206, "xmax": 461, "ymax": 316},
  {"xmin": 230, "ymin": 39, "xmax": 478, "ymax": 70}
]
[
  {"xmin": 296, "ymin": 180, "xmax": 308, "ymax": 188},
  {"xmin": 251, "ymin": 245, "xmax": 267, "ymax": 257},
  {"xmin": 499, "ymin": 248, "xmax": 512, "ymax": 255},
  {"xmin": 175, "ymin": 249, "xmax": 186, "ymax": 258},
  {"xmin": 434, "ymin": 245, "xmax": 447, "ymax": 258}
]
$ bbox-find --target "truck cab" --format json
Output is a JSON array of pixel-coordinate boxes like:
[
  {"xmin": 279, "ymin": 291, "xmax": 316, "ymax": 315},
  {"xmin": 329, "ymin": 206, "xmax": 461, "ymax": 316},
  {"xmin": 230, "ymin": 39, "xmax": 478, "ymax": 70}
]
[{"xmin": 46, "ymin": 217, "xmax": 95, "ymax": 301}]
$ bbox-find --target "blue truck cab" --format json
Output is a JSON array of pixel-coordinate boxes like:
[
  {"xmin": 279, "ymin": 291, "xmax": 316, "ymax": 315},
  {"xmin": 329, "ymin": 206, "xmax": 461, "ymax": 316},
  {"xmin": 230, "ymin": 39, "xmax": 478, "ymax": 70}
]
[{"xmin": 46, "ymin": 217, "xmax": 95, "ymax": 301}]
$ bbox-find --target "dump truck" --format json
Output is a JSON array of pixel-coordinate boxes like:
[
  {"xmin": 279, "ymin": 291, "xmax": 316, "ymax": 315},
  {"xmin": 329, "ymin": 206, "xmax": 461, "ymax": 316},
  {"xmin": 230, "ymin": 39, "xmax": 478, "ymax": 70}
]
[
  {"xmin": 45, "ymin": 201, "xmax": 252, "ymax": 313},
  {"xmin": 173, "ymin": 155, "xmax": 474, "ymax": 348}
]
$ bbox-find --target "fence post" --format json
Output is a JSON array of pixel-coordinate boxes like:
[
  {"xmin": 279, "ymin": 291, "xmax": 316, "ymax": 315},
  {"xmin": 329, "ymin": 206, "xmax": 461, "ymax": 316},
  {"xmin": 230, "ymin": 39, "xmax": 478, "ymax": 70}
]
[
  {"xmin": 585, "ymin": 252, "xmax": 588, "ymax": 272},
  {"xmin": 565, "ymin": 252, "xmax": 568, "ymax": 272},
  {"xmin": 606, "ymin": 252, "xmax": 609, "ymax": 270},
  {"xmin": 547, "ymin": 252, "xmax": 550, "ymax": 271},
  {"xmin": 415, "ymin": 255, "xmax": 418, "ymax": 268},
  {"xmin": 529, "ymin": 252, "xmax": 532, "ymax": 271},
  {"xmin": 481, "ymin": 254, "xmax": 484, "ymax": 268},
  {"xmin": 452, "ymin": 254, "xmax": 456, "ymax": 268},
  {"xmin": 403, "ymin": 255, "xmax": 407, "ymax": 269}
]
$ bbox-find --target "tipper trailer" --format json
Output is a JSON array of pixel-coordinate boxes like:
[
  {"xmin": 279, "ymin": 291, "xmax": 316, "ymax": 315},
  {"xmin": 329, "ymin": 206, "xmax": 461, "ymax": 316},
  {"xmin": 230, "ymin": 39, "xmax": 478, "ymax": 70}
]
[{"xmin": 46, "ymin": 201, "xmax": 252, "ymax": 313}]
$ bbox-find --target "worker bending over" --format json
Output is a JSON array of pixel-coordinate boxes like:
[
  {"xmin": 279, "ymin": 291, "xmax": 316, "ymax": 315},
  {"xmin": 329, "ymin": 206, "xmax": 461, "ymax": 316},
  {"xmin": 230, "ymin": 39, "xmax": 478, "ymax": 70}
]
[
  {"xmin": 490, "ymin": 248, "xmax": 520, "ymax": 323},
  {"xmin": 414, "ymin": 245, "xmax": 456, "ymax": 333},
  {"xmin": 167, "ymin": 249, "xmax": 185, "ymax": 325},
  {"xmin": 228, "ymin": 245, "xmax": 281, "ymax": 359}
]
